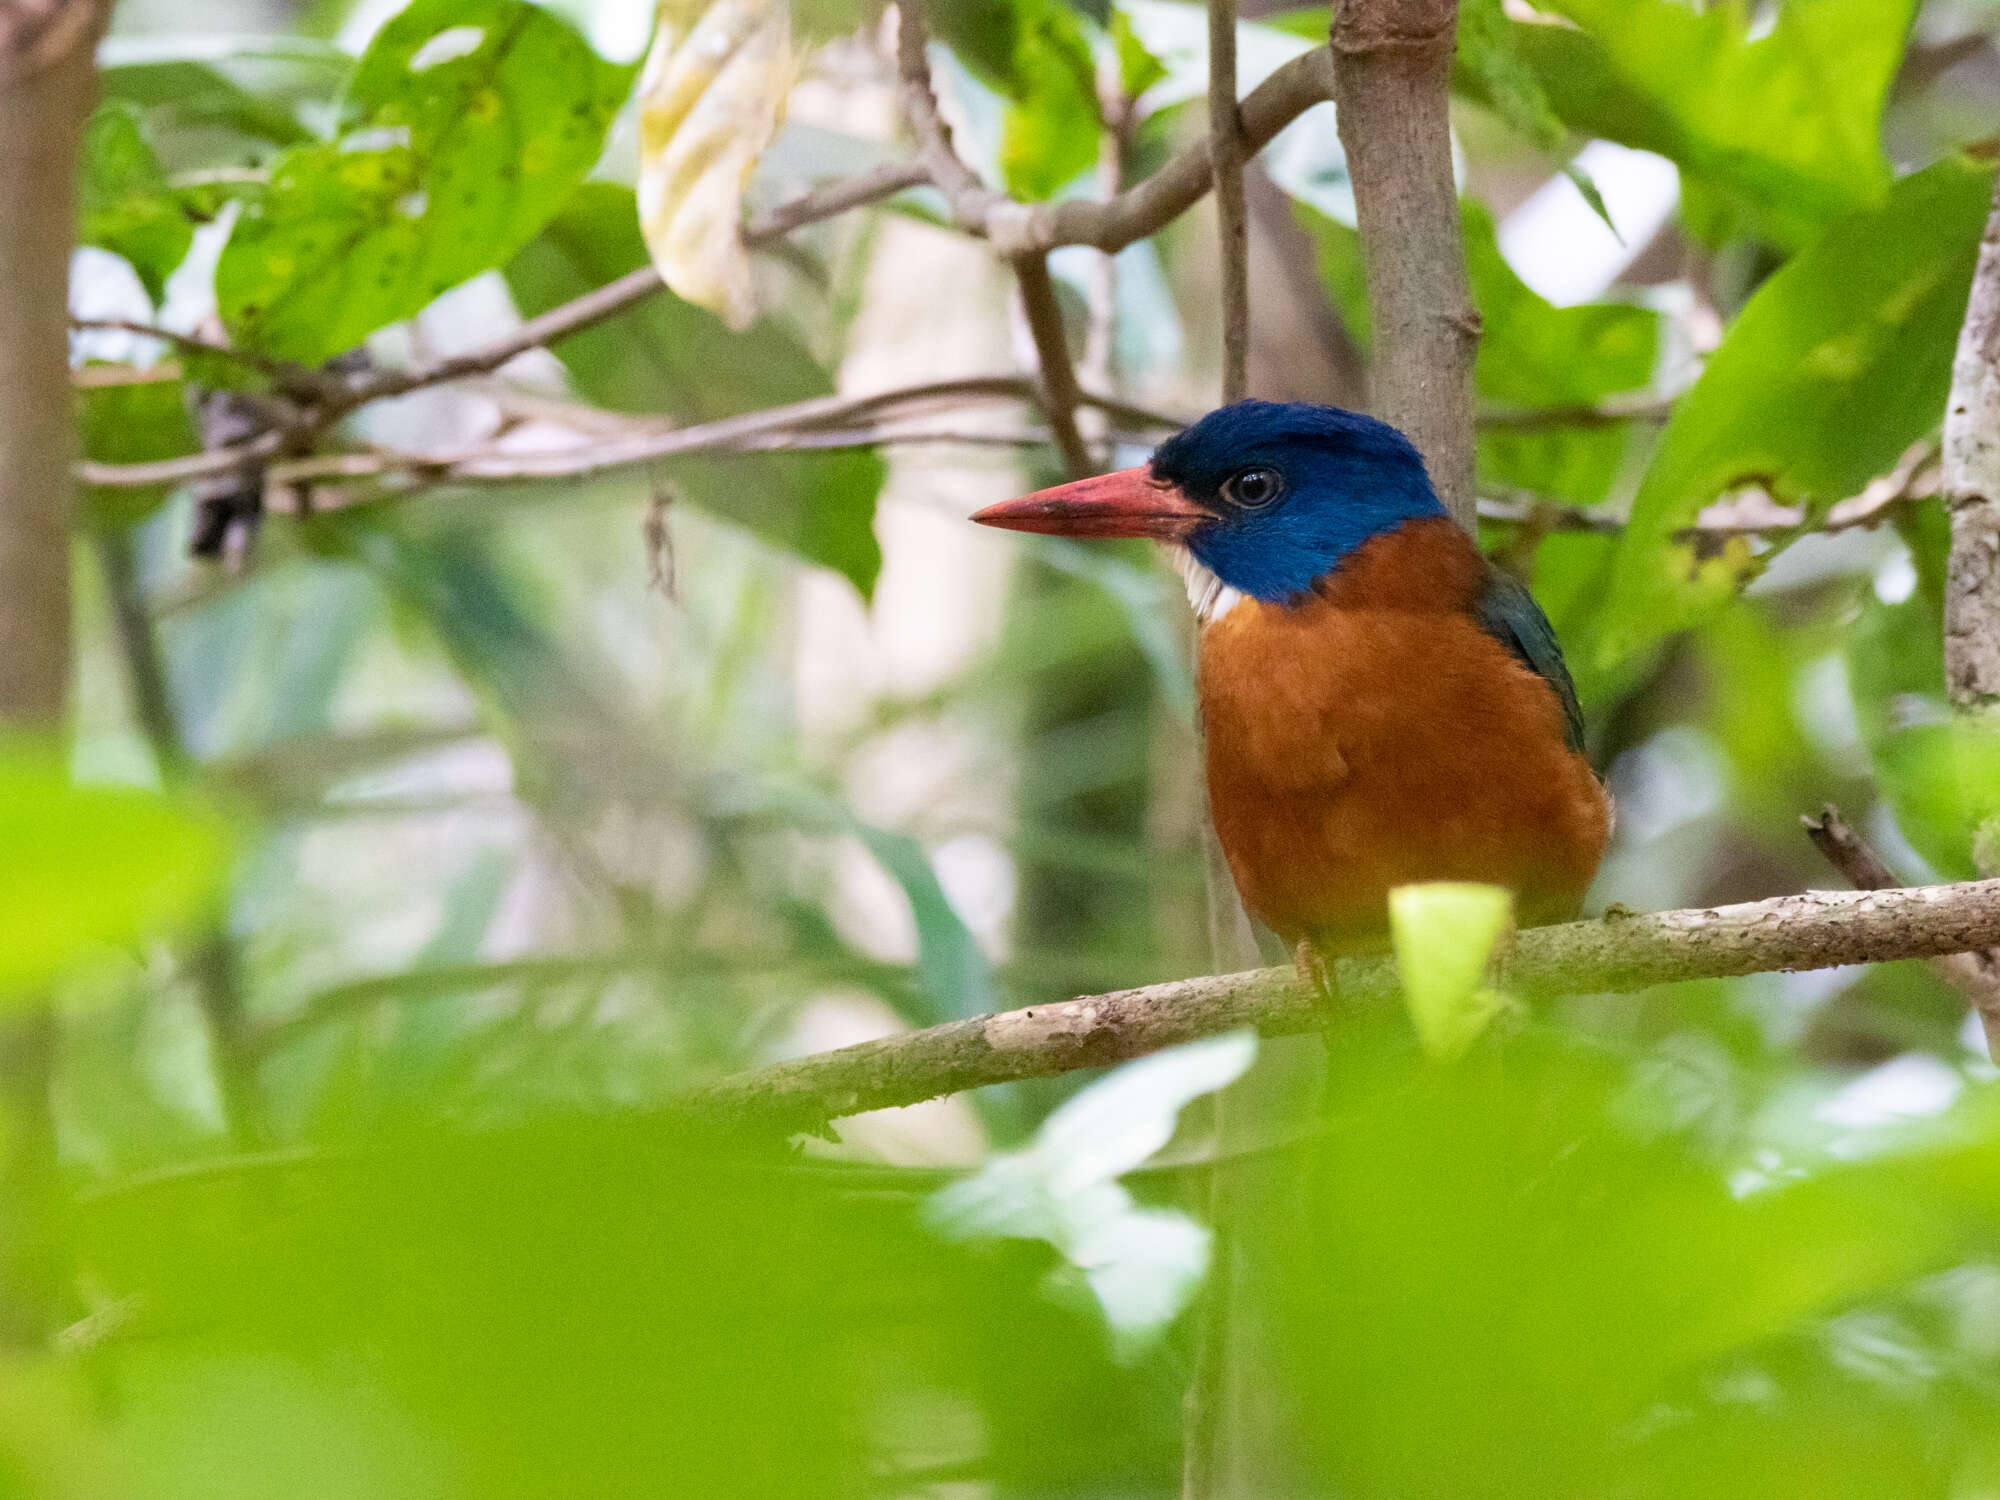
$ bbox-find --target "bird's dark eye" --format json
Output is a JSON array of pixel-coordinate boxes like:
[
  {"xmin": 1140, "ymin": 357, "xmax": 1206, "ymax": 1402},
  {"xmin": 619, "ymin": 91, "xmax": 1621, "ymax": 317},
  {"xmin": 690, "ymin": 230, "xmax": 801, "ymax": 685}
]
[{"xmin": 1223, "ymin": 467, "xmax": 1283, "ymax": 509}]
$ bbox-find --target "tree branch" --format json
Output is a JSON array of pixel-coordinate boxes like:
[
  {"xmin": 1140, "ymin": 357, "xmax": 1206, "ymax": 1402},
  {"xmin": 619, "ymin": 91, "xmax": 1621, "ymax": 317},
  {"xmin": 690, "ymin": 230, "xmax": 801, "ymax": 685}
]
[
  {"xmin": 1012, "ymin": 255, "xmax": 1094, "ymax": 478},
  {"xmin": 1945, "ymin": 165, "xmax": 2000, "ymax": 709},
  {"xmin": 669, "ymin": 876, "xmax": 2000, "ymax": 1132},
  {"xmin": 1208, "ymin": 0, "xmax": 1250, "ymax": 406},
  {"xmin": 1331, "ymin": 0, "xmax": 1479, "ymax": 527}
]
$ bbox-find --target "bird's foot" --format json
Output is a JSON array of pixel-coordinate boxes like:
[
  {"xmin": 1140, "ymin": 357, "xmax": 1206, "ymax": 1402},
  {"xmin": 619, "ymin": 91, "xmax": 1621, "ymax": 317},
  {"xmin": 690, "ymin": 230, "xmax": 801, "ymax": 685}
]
[{"xmin": 1294, "ymin": 938, "xmax": 1342, "ymax": 1046}]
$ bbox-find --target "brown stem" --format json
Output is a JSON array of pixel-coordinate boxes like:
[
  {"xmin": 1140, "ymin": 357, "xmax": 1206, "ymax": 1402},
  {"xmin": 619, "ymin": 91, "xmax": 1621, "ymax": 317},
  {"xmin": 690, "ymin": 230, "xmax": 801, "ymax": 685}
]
[
  {"xmin": 1208, "ymin": 0, "xmax": 1250, "ymax": 405},
  {"xmin": 1332, "ymin": 0, "xmax": 1479, "ymax": 527},
  {"xmin": 1945, "ymin": 166, "xmax": 2000, "ymax": 709},
  {"xmin": 668, "ymin": 875, "xmax": 2000, "ymax": 1132},
  {"xmin": 1804, "ymin": 806, "xmax": 2000, "ymax": 1060},
  {"xmin": 1013, "ymin": 255, "xmax": 1094, "ymax": 479}
]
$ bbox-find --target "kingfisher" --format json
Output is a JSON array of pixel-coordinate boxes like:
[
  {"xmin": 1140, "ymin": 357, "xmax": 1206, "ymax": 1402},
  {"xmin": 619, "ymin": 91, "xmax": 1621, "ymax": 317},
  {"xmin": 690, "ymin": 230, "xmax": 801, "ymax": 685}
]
[{"xmin": 972, "ymin": 400, "xmax": 1610, "ymax": 980}]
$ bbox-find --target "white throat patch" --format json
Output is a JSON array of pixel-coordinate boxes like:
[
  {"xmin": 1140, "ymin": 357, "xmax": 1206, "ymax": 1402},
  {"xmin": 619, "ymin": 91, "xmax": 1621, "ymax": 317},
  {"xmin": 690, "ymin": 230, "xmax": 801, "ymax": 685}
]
[{"xmin": 1172, "ymin": 547, "xmax": 1246, "ymax": 624}]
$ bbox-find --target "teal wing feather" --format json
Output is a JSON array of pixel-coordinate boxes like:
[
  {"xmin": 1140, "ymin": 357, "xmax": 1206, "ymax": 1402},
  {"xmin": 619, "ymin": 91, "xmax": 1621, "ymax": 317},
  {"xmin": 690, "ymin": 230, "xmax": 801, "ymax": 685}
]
[{"xmin": 1471, "ymin": 566, "xmax": 1586, "ymax": 753}]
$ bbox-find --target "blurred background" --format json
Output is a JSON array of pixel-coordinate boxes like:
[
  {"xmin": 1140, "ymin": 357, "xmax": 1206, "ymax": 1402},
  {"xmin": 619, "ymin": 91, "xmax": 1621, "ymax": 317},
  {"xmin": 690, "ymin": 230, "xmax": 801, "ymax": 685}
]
[{"xmin": 33, "ymin": 0, "xmax": 2000, "ymax": 1494}]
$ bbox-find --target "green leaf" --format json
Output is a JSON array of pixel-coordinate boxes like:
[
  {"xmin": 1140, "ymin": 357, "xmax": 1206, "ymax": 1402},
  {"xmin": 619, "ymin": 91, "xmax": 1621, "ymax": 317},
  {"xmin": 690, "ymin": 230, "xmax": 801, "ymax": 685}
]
[
  {"xmin": 1455, "ymin": 0, "xmax": 1613, "ymax": 232},
  {"xmin": 1595, "ymin": 156, "xmax": 1990, "ymax": 667},
  {"xmin": 857, "ymin": 826, "xmax": 995, "ymax": 1026},
  {"xmin": 504, "ymin": 183, "xmax": 883, "ymax": 596},
  {"xmin": 1522, "ymin": 0, "xmax": 1916, "ymax": 249},
  {"xmin": 79, "ymin": 375, "xmax": 201, "ymax": 531},
  {"xmin": 1110, "ymin": 9, "xmax": 1168, "ymax": 99},
  {"xmin": 1464, "ymin": 198, "xmax": 1658, "ymax": 504},
  {"xmin": 1389, "ymin": 882, "xmax": 1514, "ymax": 1061},
  {"xmin": 99, "ymin": 59, "xmax": 314, "ymax": 149},
  {"xmin": 78, "ymin": 104, "xmax": 195, "ymax": 303},
  {"xmin": 933, "ymin": 0, "xmax": 1101, "ymax": 200},
  {"xmin": 0, "ymin": 744, "xmax": 231, "ymax": 997},
  {"xmin": 218, "ymin": 0, "xmax": 630, "ymax": 361}
]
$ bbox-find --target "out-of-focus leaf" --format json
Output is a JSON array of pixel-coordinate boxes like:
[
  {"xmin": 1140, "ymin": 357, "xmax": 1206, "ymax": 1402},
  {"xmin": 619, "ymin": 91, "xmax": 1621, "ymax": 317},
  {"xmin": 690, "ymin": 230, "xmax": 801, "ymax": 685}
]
[
  {"xmin": 1283, "ymin": 1024, "xmax": 1993, "ymax": 1498},
  {"xmin": 1847, "ymin": 575, "xmax": 2000, "ymax": 882},
  {"xmin": 82, "ymin": 1119, "xmax": 1182, "ymax": 1496},
  {"xmin": 504, "ymin": 182, "xmax": 882, "ymax": 594},
  {"xmin": 637, "ymin": 0, "xmax": 795, "ymax": 329},
  {"xmin": 933, "ymin": 0, "xmax": 1100, "ymax": 199},
  {"xmin": 930, "ymin": 1032, "xmax": 1254, "ymax": 1345},
  {"xmin": 857, "ymin": 825, "xmax": 994, "ymax": 1026},
  {"xmin": 1110, "ymin": 9, "xmax": 1167, "ymax": 99},
  {"xmin": 79, "ymin": 377, "xmax": 200, "ymax": 531},
  {"xmin": 1464, "ymin": 198, "xmax": 1658, "ymax": 504},
  {"xmin": 78, "ymin": 105, "xmax": 195, "ymax": 304},
  {"xmin": 218, "ymin": 0, "xmax": 629, "ymax": 361},
  {"xmin": 1596, "ymin": 156, "xmax": 1989, "ymax": 667},
  {"xmin": 1389, "ymin": 882, "xmax": 1513, "ymax": 1061},
  {"xmin": 0, "ymin": 744, "xmax": 230, "ymax": 997},
  {"xmin": 1520, "ymin": 0, "xmax": 1916, "ymax": 249},
  {"xmin": 1454, "ymin": 0, "xmax": 1611, "ymax": 229},
  {"xmin": 98, "ymin": 59, "xmax": 313, "ymax": 148}
]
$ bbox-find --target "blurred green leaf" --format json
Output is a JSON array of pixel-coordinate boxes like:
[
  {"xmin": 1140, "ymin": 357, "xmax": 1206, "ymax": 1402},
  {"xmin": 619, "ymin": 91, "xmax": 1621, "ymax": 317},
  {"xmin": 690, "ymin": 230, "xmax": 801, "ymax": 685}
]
[
  {"xmin": 505, "ymin": 182, "xmax": 883, "ymax": 595},
  {"xmin": 218, "ymin": 0, "xmax": 629, "ymax": 361},
  {"xmin": 79, "ymin": 377, "xmax": 200, "ymax": 531},
  {"xmin": 933, "ymin": 0, "xmax": 1101, "ymax": 199},
  {"xmin": 1389, "ymin": 882, "xmax": 1513, "ymax": 1061},
  {"xmin": 0, "ymin": 745, "xmax": 229, "ymax": 997},
  {"xmin": 857, "ymin": 825, "xmax": 995, "ymax": 1025},
  {"xmin": 78, "ymin": 104, "xmax": 194, "ymax": 304},
  {"xmin": 1286, "ymin": 1025, "xmax": 1993, "ymax": 1498},
  {"xmin": 1523, "ymin": 0, "xmax": 1916, "ymax": 249},
  {"xmin": 1596, "ymin": 156, "xmax": 1989, "ymax": 667},
  {"xmin": 1110, "ymin": 9, "xmax": 1168, "ymax": 99},
  {"xmin": 98, "ymin": 58, "xmax": 313, "ymax": 150}
]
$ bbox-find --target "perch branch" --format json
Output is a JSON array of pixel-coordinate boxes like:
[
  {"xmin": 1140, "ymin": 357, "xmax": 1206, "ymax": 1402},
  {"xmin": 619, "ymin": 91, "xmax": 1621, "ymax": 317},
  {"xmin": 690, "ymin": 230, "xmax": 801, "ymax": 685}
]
[{"xmin": 670, "ymin": 876, "xmax": 2000, "ymax": 1131}]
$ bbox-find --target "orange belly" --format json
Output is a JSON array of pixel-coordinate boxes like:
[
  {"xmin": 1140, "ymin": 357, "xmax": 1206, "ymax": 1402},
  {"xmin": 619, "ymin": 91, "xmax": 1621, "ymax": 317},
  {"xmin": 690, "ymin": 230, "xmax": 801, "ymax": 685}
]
[{"xmin": 1196, "ymin": 522, "xmax": 1610, "ymax": 949}]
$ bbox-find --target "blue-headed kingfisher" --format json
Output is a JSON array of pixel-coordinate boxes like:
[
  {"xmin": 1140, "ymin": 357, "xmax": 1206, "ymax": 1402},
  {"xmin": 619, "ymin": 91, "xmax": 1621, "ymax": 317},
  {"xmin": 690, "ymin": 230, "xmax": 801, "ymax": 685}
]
[{"xmin": 972, "ymin": 401, "xmax": 1610, "ymax": 976}]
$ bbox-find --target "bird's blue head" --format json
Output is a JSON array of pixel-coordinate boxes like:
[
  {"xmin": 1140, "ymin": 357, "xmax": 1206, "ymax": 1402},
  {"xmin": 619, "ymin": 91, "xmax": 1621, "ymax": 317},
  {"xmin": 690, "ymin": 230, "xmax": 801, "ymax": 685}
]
[{"xmin": 971, "ymin": 401, "xmax": 1446, "ymax": 603}]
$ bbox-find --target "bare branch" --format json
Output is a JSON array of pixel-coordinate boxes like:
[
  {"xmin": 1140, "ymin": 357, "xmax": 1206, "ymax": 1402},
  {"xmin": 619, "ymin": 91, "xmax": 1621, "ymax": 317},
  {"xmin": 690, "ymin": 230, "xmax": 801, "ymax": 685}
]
[
  {"xmin": 893, "ymin": 0, "xmax": 1002, "ymax": 222},
  {"xmin": 1331, "ymin": 0, "xmax": 1479, "ymax": 527},
  {"xmin": 1945, "ymin": 166, "xmax": 2000, "ymax": 709},
  {"xmin": 671, "ymin": 875, "xmax": 2000, "ymax": 1132},
  {"xmin": 69, "ymin": 318, "xmax": 334, "ymax": 399},
  {"xmin": 1804, "ymin": 805, "xmax": 2000, "ymax": 1060},
  {"xmin": 1013, "ymin": 255, "xmax": 1094, "ymax": 478},
  {"xmin": 1208, "ymin": 0, "xmax": 1250, "ymax": 405}
]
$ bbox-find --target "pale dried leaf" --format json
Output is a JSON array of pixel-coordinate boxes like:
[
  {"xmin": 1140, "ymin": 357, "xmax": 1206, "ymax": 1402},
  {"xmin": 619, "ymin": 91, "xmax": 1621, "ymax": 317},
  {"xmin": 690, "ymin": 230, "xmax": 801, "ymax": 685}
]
[{"xmin": 636, "ymin": 0, "xmax": 794, "ymax": 330}]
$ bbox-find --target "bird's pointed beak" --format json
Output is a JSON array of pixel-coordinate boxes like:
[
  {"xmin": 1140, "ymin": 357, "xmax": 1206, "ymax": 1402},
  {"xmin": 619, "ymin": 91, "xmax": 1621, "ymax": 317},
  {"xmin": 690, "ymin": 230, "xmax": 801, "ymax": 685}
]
[{"xmin": 970, "ymin": 466, "xmax": 1207, "ymax": 541}]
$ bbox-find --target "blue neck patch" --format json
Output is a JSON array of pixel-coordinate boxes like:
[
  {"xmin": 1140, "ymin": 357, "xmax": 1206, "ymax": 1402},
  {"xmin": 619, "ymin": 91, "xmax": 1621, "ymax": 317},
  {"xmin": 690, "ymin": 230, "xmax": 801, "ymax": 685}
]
[{"xmin": 1152, "ymin": 401, "xmax": 1447, "ymax": 603}]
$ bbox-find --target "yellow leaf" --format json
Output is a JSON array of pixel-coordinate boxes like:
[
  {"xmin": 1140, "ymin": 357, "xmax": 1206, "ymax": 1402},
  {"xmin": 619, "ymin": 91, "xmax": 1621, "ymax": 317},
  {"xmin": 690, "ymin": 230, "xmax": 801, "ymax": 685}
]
[
  {"xmin": 637, "ymin": 0, "xmax": 796, "ymax": 330},
  {"xmin": 1389, "ymin": 882, "xmax": 1516, "ymax": 1062}
]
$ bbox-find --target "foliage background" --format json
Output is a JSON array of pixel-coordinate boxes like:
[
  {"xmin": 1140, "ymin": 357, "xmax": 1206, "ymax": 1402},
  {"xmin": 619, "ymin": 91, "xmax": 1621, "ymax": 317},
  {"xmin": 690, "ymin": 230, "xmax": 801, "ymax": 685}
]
[{"xmin": 28, "ymin": 0, "xmax": 2000, "ymax": 1493}]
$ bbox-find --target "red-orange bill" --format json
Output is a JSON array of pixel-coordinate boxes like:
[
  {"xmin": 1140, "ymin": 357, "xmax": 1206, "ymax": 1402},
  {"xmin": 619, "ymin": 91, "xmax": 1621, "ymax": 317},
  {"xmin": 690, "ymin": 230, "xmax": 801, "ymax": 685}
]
[{"xmin": 970, "ymin": 466, "xmax": 1207, "ymax": 541}]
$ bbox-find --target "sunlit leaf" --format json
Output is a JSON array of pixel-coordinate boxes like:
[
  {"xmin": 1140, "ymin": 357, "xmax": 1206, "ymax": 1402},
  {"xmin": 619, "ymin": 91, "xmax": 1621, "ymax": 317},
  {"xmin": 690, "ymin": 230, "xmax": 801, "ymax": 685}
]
[
  {"xmin": 1389, "ymin": 882, "xmax": 1514, "ymax": 1061},
  {"xmin": 1596, "ymin": 156, "xmax": 1989, "ymax": 667},
  {"xmin": 934, "ymin": 0, "xmax": 1100, "ymax": 200},
  {"xmin": 218, "ymin": 0, "xmax": 629, "ymax": 361},
  {"xmin": 0, "ymin": 744, "xmax": 230, "ymax": 997},
  {"xmin": 505, "ymin": 182, "xmax": 883, "ymax": 594},
  {"xmin": 1523, "ymin": 0, "xmax": 1917, "ymax": 249},
  {"xmin": 638, "ymin": 0, "xmax": 796, "ymax": 330}
]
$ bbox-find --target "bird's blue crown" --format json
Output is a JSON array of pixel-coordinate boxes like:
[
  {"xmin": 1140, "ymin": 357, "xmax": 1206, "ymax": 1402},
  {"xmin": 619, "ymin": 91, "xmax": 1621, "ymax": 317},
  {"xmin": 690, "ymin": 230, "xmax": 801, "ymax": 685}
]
[{"xmin": 1152, "ymin": 401, "xmax": 1446, "ymax": 603}]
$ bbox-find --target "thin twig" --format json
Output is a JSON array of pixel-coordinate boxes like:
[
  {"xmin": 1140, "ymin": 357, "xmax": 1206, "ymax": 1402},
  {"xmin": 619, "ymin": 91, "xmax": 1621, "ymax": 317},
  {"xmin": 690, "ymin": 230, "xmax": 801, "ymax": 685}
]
[
  {"xmin": 69, "ymin": 317, "xmax": 333, "ymax": 398},
  {"xmin": 1208, "ymin": 0, "xmax": 1249, "ymax": 405},
  {"xmin": 667, "ymin": 876, "xmax": 2000, "ymax": 1132},
  {"xmin": 1013, "ymin": 255, "xmax": 1094, "ymax": 478},
  {"xmin": 1803, "ymin": 805, "xmax": 2000, "ymax": 1059}
]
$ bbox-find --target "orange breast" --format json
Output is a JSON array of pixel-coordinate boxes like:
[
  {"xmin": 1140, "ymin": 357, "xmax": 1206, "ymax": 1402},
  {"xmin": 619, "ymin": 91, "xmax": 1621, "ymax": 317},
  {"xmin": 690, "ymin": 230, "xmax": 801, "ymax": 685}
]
[{"xmin": 1196, "ymin": 518, "xmax": 1610, "ymax": 950}]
